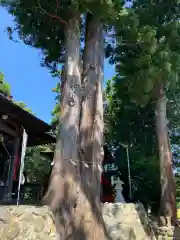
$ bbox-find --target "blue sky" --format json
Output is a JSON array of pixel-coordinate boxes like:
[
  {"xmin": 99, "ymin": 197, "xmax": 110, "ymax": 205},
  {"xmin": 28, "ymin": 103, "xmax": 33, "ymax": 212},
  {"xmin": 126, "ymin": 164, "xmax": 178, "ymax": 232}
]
[{"xmin": 0, "ymin": 8, "xmax": 115, "ymax": 123}]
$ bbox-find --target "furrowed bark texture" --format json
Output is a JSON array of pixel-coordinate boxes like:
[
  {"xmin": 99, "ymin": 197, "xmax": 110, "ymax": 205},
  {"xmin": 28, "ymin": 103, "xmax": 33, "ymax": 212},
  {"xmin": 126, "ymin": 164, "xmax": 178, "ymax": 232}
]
[
  {"xmin": 45, "ymin": 14, "xmax": 113, "ymax": 240},
  {"xmin": 76, "ymin": 15, "xmax": 110, "ymax": 239},
  {"xmin": 155, "ymin": 83, "xmax": 177, "ymax": 226},
  {"xmin": 44, "ymin": 14, "xmax": 82, "ymax": 239}
]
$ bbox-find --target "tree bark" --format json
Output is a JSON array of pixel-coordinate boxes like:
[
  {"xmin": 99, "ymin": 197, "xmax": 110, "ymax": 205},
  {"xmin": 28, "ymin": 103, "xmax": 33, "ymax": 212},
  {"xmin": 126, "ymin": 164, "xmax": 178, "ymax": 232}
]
[
  {"xmin": 155, "ymin": 82, "xmax": 177, "ymax": 226},
  {"xmin": 76, "ymin": 15, "xmax": 110, "ymax": 239},
  {"xmin": 45, "ymin": 14, "xmax": 113, "ymax": 240},
  {"xmin": 44, "ymin": 13, "xmax": 82, "ymax": 239}
]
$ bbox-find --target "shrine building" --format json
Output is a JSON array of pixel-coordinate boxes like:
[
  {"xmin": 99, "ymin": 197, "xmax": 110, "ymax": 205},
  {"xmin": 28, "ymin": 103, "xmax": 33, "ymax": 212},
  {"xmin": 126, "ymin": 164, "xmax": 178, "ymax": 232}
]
[{"xmin": 0, "ymin": 93, "xmax": 55, "ymax": 201}]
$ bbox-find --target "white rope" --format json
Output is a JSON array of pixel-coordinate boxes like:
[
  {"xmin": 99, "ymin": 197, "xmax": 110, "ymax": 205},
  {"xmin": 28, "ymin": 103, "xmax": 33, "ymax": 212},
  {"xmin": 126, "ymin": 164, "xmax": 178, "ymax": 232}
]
[
  {"xmin": 98, "ymin": 164, "xmax": 103, "ymax": 173},
  {"xmin": 83, "ymin": 162, "xmax": 89, "ymax": 168},
  {"xmin": 69, "ymin": 159, "xmax": 77, "ymax": 166},
  {"xmin": 51, "ymin": 157, "xmax": 103, "ymax": 171}
]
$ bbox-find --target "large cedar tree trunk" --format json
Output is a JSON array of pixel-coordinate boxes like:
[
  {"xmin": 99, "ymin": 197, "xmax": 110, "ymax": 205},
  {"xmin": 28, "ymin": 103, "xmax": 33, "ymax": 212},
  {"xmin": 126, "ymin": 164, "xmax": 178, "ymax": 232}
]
[
  {"xmin": 76, "ymin": 15, "xmax": 110, "ymax": 239},
  {"xmin": 44, "ymin": 14, "xmax": 82, "ymax": 239},
  {"xmin": 155, "ymin": 82, "xmax": 177, "ymax": 226}
]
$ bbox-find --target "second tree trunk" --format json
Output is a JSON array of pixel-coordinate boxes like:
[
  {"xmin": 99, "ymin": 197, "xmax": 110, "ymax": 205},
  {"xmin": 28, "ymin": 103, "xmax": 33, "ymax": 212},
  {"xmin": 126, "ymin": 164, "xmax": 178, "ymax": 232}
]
[{"xmin": 155, "ymin": 82, "xmax": 177, "ymax": 225}]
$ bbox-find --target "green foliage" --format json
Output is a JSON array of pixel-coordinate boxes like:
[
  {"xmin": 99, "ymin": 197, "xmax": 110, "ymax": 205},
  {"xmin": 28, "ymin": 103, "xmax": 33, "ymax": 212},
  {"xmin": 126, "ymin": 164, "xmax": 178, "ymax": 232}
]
[
  {"xmin": 104, "ymin": 77, "xmax": 161, "ymax": 211},
  {"xmin": 51, "ymin": 82, "xmax": 60, "ymax": 129},
  {"xmin": 3, "ymin": 0, "xmax": 180, "ymax": 212},
  {"xmin": 104, "ymin": 0, "xmax": 180, "ymax": 213},
  {"xmin": 104, "ymin": 76, "xmax": 180, "ymax": 211},
  {"xmin": 0, "ymin": 72, "xmax": 11, "ymax": 96},
  {"xmin": 14, "ymin": 101, "xmax": 35, "ymax": 114},
  {"xmin": 2, "ymin": 0, "xmax": 66, "ymax": 73},
  {"xmin": 2, "ymin": 0, "xmax": 123, "ymax": 74},
  {"xmin": 107, "ymin": 1, "xmax": 180, "ymax": 105},
  {"xmin": 25, "ymin": 145, "xmax": 52, "ymax": 183},
  {"xmin": 175, "ymin": 173, "xmax": 180, "ymax": 204}
]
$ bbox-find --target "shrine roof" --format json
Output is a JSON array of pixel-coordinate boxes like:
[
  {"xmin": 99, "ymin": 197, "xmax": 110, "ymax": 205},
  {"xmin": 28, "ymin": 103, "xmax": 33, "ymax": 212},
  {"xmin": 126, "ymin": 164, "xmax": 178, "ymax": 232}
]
[{"xmin": 0, "ymin": 94, "xmax": 56, "ymax": 146}]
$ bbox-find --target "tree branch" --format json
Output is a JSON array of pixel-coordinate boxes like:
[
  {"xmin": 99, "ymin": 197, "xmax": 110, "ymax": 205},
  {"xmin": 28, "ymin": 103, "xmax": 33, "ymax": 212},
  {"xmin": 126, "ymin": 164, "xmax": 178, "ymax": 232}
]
[{"xmin": 38, "ymin": 0, "xmax": 67, "ymax": 25}]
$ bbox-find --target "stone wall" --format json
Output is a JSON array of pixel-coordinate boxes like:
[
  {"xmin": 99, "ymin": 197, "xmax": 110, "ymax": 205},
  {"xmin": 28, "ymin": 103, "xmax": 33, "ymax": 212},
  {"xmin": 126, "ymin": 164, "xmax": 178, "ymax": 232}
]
[
  {"xmin": 153, "ymin": 226, "xmax": 174, "ymax": 240},
  {"xmin": 0, "ymin": 203, "xmax": 158, "ymax": 240},
  {"xmin": 151, "ymin": 223, "xmax": 180, "ymax": 240},
  {"xmin": 102, "ymin": 203, "xmax": 156, "ymax": 240},
  {"xmin": 0, "ymin": 206, "xmax": 56, "ymax": 240}
]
